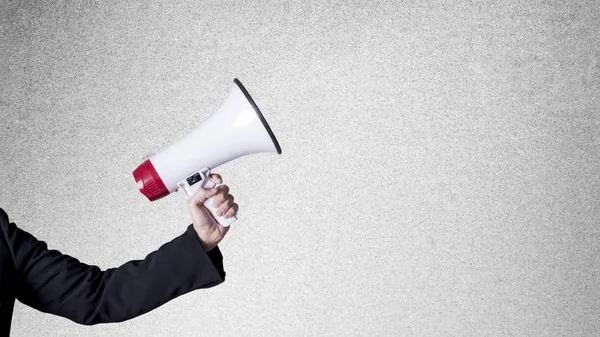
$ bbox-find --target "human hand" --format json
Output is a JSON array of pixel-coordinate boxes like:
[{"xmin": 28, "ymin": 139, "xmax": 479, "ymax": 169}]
[{"xmin": 186, "ymin": 173, "xmax": 238, "ymax": 252}]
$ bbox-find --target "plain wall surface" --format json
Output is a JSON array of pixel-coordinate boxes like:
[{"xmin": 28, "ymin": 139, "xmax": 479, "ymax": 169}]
[{"xmin": 1, "ymin": 1, "xmax": 599, "ymax": 336}]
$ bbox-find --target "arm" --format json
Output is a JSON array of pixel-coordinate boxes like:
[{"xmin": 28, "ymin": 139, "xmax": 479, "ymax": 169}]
[{"xmin": 0, "ymin": 208, "xmax": 225, "ymax": 325}]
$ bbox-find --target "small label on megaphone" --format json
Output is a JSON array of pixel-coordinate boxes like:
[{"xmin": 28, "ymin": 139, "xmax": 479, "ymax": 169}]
[
  {"xmin": 186, "ymin": 172, "xmax": 203, "ymax": 186},
  {"xmin": 177, "ymin": 168, "xmax": 212, "ymax": 197}
]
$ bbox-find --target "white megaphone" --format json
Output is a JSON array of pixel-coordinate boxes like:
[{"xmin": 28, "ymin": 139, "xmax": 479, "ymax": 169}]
[{"xmin": 133, "ymin": 78, "xmax": 282, "ymax": 227}]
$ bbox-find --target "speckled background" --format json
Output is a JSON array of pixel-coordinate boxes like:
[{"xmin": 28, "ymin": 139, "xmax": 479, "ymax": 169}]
[{"xmin": 1, "ymin": 0, "xmax": 599, "ymax": 336}]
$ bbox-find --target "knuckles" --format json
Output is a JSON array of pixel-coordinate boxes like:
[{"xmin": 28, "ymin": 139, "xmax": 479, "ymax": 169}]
[
  {"xmin": 186, "ymin": 184, "xmax": 234, "ymax": 209},
  {"xmin": 218, "ymin": 185, "xmax": 230, "ymax": 195},
  {"xmin": 216, "ymin": 185, "xmax": 230, "ymax": 200}
]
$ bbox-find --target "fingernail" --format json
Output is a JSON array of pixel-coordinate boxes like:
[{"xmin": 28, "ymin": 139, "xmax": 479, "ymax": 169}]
[{"xmin": 217, "ymin": 211, "xmax": 222, "ymax": 216}]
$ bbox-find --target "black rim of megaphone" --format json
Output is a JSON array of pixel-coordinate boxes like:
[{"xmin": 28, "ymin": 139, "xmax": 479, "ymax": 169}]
[{"xmin": 233, "ymin": 78, "xmax": 282, "ymax": 154}]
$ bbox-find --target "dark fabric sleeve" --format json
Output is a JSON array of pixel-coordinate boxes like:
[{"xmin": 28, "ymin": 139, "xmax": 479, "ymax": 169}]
[{"xmin": 0, "ymin": 208, "xmax": 225, "ymax": 325}]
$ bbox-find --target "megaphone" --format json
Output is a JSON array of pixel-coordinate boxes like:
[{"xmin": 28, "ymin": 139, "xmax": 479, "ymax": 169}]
[{"xmin": 133, "ymin": 78, "xmax": 282, "ymax": 227}]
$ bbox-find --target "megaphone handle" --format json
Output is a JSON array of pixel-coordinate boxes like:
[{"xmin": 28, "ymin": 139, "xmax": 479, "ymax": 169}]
[
  {"xmin": 177, "ymin": 168, "xmax": 237, "ymax": 227},
  {"xmin": 201, "ymin": 178, "xmax": 237, "ymax": 228}
]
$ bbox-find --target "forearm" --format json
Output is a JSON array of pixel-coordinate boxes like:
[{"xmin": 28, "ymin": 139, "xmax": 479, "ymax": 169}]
[
  {"xmin": 30, "ymin": 226, "xmax": 225, "ymax": 325},
  {"xmin": 0, "ymin": 209, "xmax": 225, "ymax": 325}
]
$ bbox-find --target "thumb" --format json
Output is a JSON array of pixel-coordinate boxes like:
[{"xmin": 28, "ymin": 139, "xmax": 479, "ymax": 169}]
[{"xmin": 187, "ymin": 187, "xmax": 219, "ymax": 207}]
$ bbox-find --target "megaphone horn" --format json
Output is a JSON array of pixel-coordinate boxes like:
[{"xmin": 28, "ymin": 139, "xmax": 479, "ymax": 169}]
[{"xmin": 133, "ymin": 78, "xmax": 282, "ymax": 227}]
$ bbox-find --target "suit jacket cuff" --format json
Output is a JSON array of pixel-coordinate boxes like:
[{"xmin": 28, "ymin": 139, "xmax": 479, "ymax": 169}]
[{"xmin": 184, "ymin": 224, "xmax": 226, "ymax": 286}]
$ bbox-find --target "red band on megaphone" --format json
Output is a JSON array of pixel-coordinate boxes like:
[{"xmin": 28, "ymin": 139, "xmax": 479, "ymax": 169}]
[{"xmin": 133, "ymin": 160, "xmax": 169, "ymax": 201}]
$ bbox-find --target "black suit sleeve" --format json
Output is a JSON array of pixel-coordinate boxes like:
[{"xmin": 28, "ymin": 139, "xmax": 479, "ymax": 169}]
[{"xmin": 0, "ymin": 208, "xmax": 225, "ymax": 325}]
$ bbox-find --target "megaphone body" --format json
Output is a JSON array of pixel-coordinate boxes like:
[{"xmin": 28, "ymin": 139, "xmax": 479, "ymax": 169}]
[{"xmin": 133, "ymin": 78, "xmax": 281, "ymax": 226}]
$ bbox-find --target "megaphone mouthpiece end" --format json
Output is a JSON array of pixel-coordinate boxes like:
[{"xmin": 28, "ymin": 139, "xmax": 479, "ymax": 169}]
[{"xmin": 133, "ymin": 160, "xmax": 169, "ymax": 201}]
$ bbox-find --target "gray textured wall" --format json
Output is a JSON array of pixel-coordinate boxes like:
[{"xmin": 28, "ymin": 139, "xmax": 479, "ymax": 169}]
[{"xmin": 1, "ymin": 0, "xmax": 599, "ymax": 336}]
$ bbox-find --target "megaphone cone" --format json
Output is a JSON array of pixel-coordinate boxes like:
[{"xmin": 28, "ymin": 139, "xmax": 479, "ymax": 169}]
[{"xmin": 133, "ymin": 78, "xmax": 281, "ymax": 206}]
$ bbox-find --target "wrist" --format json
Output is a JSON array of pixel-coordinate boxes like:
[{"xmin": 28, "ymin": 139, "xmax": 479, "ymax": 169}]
[{"xmin": 193, "ymin": 225, "xmax": 216, "ymax": 252}]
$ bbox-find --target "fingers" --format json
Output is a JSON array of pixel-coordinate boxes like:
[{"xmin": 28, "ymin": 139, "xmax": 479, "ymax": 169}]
[
  {"xmin": 223, "ymin": 203, "xmax": 239, "ymax": 219},
  {"xmin": 211, "ymin": 185, "xmax": 229, "ymax": 208},
  {"xmin": 216, "ymin": 194, "xmax": 234, "ymax": 217},
  {"xmin": 187, "ymin": 172, "xmax": 223, "ymax": 207},
  {"xmin": 212, "ymin": 186, "xmax": 238, "ymax": 219},
  {"xmin": 187, "ymin": 172, "xmax": 238, "ymax": 219},
  {"xmin": 209, "ymin": 173, "xmax": 222, "ymax": 185},
  {"xmin": 186, "ymin": 187, "xmax": 219, "ymax": 207}
]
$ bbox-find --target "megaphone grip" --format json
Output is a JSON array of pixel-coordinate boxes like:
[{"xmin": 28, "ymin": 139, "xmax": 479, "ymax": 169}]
[
  {"xmin": 201, "ymin": 179, "xmax": 237, "ymax": 228},
  {"xmin": 177, "ymin": 168, "xmax": 237, "ymax": 227}
]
